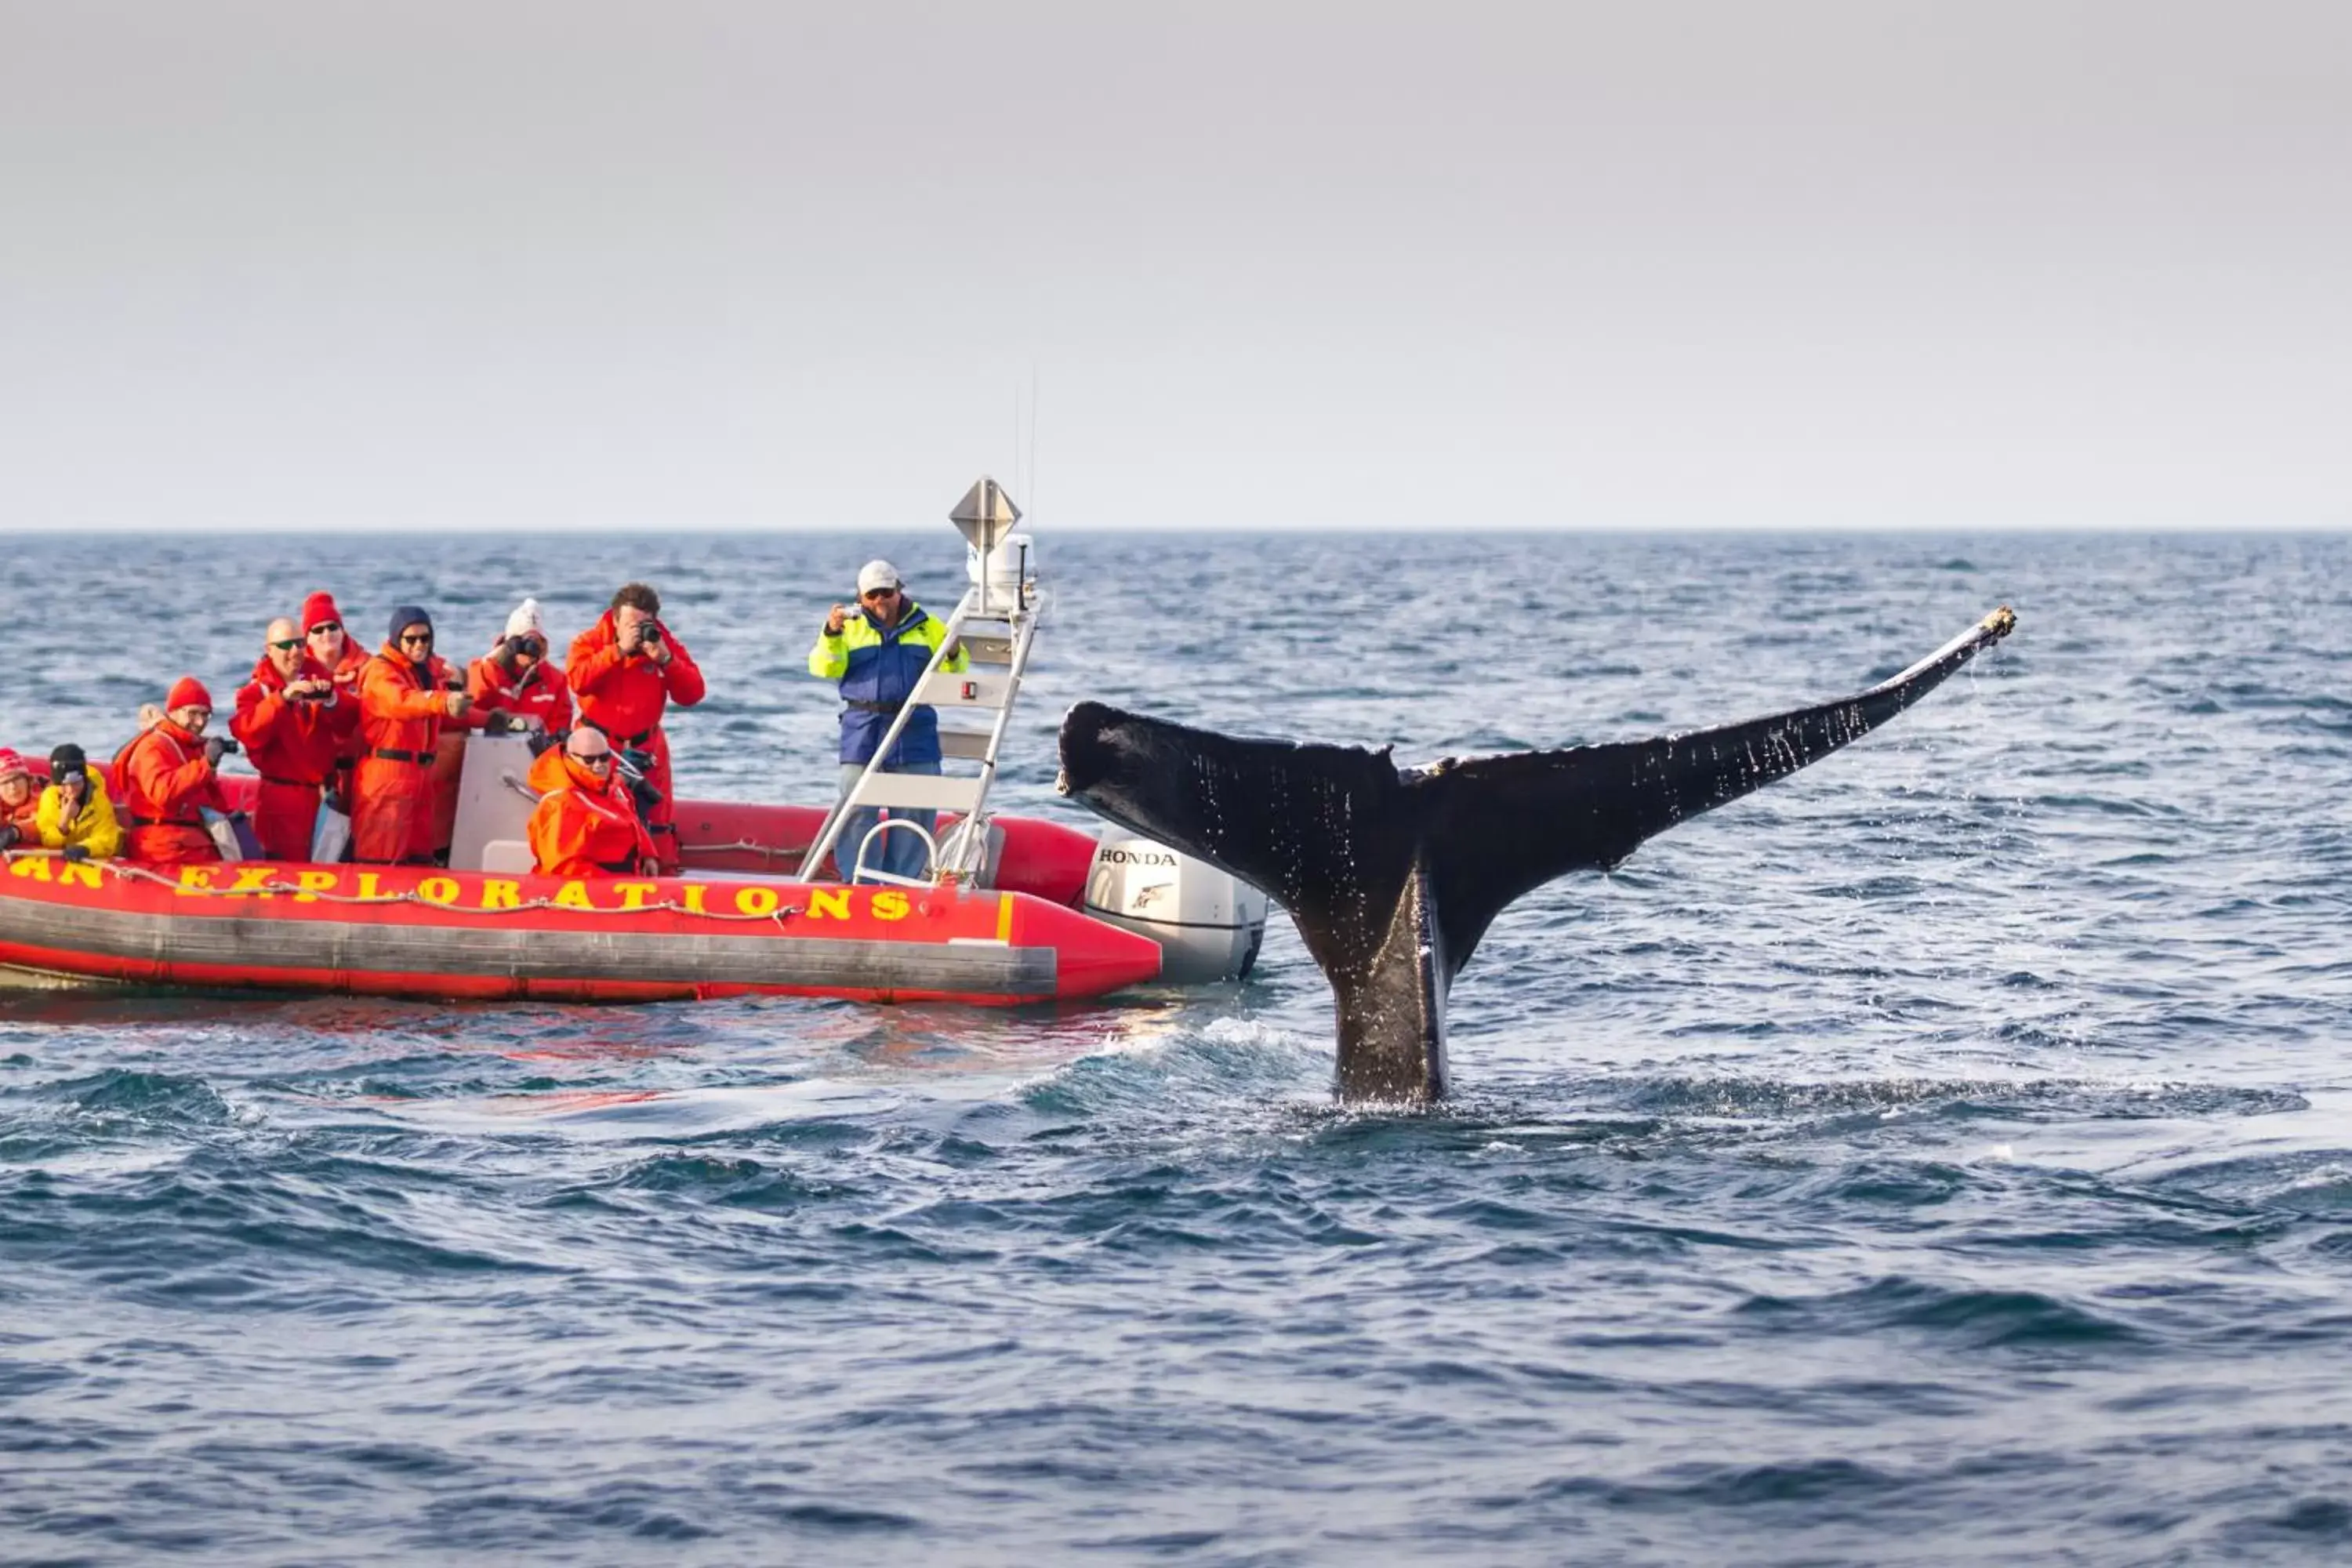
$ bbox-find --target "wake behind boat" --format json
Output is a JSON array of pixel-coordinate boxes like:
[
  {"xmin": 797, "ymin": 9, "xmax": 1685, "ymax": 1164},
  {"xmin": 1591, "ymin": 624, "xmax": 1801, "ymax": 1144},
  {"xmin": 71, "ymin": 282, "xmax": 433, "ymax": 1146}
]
[{"xmin": 0, "ymin": 481, "xmax": 1269, "ymax": 1004}]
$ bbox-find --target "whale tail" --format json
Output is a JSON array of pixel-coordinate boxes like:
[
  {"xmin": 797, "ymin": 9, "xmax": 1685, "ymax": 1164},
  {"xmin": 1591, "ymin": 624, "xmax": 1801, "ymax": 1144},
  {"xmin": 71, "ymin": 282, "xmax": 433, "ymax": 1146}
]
[{"xmin": 1058, "ymin": 607, "xmax": 2015, "ymax": 1102}]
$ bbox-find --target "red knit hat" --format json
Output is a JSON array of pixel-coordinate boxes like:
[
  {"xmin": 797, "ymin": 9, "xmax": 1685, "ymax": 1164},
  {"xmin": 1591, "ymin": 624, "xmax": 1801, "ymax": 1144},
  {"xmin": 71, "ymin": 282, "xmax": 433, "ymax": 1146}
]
[
  {"xmin": 166, "ymin": 677, "xmax": 213, "ymax": 712},
  {"xmin": 302, "ymin": 592, "xmax": 342, "ymax": 633},
  {"xmin": 0, "ymin": 748, "xmax": 26, "ymax": 783}
]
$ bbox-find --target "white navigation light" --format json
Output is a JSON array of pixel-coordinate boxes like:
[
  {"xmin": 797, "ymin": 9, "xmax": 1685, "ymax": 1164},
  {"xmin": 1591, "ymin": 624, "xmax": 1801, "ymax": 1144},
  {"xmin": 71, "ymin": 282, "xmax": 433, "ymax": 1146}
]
[{"xmin": 968, "ymin": 530, "xmax": 1035, "ymax": 595}]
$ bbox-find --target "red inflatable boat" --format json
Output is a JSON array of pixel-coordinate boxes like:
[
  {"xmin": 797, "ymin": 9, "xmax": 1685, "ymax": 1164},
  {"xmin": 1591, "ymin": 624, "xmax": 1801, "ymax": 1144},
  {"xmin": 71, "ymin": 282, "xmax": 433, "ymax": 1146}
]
[{"xmin": 0, "ymin": 791, "xmax": 1163, "ymax": 1004}]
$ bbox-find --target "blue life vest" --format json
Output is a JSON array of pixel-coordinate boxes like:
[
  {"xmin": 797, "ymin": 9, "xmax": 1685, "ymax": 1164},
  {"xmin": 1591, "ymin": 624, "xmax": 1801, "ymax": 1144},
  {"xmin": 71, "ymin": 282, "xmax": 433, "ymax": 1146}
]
[{"xmin": 834, "ymin": 602, "xmax": 953, "ymax": 766}]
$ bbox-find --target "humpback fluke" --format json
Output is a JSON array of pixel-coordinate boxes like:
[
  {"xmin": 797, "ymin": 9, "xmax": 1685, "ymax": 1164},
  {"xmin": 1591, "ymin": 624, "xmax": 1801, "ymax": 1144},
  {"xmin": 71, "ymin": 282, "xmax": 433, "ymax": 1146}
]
[{"xmin": 1058, "ymin": 607, "xmax": 2016, "ymax": 1102}]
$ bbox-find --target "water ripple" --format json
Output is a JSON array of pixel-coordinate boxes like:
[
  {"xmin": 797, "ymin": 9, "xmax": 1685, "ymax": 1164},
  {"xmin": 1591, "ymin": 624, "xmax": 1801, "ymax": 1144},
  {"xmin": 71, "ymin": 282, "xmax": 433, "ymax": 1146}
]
[{"xmin": 3, "ymin": 531, "xmax": 2351, "ymax": 1563}]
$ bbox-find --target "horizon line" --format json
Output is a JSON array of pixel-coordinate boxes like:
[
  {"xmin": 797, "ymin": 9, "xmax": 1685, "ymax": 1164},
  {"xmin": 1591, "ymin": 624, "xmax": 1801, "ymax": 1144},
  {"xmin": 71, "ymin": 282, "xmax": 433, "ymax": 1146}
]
[{"xmin": 2, "ymin": 521, "xmax": 2347, "ymax": 538}]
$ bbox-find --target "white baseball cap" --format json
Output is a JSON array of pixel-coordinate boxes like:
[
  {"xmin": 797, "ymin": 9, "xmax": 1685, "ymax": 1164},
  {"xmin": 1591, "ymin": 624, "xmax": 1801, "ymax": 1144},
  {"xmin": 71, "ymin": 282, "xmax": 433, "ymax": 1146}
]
[{"xmin": 856, "ymin": 559, "xmax": 902, "ymax": 595}]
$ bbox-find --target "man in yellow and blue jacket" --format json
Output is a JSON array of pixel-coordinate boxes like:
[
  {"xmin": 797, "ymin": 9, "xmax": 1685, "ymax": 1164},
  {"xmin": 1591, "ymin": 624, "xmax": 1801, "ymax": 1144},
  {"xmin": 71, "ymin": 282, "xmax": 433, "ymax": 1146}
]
[{"xmin": 808, "ymin": 558, "xmax": 967, "ymax": 882}]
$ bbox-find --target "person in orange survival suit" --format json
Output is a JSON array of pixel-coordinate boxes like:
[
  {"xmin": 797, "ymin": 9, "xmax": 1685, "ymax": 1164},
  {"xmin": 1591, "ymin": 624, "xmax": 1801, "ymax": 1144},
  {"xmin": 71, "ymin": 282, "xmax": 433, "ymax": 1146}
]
[
  {"xmin": 119, "ymin": 677, "xmax": 234, "ymax": 866},
  {"xmin": 568, "ymin": 582, "xmax": 703, "ymax": 873},
  {"xmin": 468, "ymin": 597, "xmax": 572, "ymax": 735},
  {"xmin": 352, "ymin": 607, "xmax": 472, "ymax": 864},
  {"xmin": 301, "ymin": 590, "xmax": 370, "ymax": 811},
  {"xmin": 301, "ymin": 591, "xmax": 370, "ymax": 697},
  {"xmin": 231, "ymin": 616, "xmax": 359, "ymax": 862},
  {"xmin": 526, "ymin": 728, "xmax": 658, "ymax": 877},
  {"xmin": 0, "ymin": 749, "xmax": 42, "ymax": 848}
]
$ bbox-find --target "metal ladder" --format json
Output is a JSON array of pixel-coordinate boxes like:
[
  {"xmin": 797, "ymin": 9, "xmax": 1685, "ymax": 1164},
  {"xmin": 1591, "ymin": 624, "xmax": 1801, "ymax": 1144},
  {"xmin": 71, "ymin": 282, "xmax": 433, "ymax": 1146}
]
[{"xmin": 797, "ymin": 478, "xmax": 1036, "ymax": 885}]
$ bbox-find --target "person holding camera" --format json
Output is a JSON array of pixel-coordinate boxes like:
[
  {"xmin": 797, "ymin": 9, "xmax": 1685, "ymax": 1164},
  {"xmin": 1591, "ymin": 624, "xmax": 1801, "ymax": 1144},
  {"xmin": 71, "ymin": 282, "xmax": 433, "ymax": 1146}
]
[
  {"xmin": 808, "ymin": 559, "xmax": 967, "ymax": 882},
  {"xmin": 232, "ymin": 616, "xmax": 359, "ymax": 862},
  {"xmin": 35, "ymin": 744, "xmax": 121, "ymax": 862},
  {"xmin": 468, "ymin": 597, "xmax": 572, "ymax": 735},
  {"xmin": 568, "ymin": 582, "xmax": 703, "ymax": 874},
  {"xmin": 0, "ymin": 750, "xmax": 40, "ymax": 848},
  {"xmin": 300, "ymin": 591, "xmax": 368, "ymax": 696},
  {"xmin": 353, "ymin": 607, "xmax": 473, "ymax": 865},
  {"xmin": 301, "ymin": 590, "xmax": 371, "ymax": 807},
  {"xmin": 119, "ymin": 677, "xmax": 234, "ymax": 865}
]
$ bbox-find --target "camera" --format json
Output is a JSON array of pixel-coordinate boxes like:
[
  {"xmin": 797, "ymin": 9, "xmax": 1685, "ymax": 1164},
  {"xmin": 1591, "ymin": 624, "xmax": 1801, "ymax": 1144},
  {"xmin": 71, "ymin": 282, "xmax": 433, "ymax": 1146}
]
[
  {"xmin": 639, "ymin": 623, "xmax": 662, "ymax": 645},
  {"xmin": 212, "ymin": 738, "xmax": 241, "ymax": 755},
  {"xmin": 617, "ymin": 747, "xmax": 664, "ymax": 818}
]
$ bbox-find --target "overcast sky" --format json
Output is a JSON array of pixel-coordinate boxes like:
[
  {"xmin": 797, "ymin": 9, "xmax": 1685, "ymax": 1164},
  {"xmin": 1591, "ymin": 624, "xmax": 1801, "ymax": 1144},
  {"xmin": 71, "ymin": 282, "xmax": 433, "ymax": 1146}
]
[{"xmin": 2, "ymin": 2, "xmax": 2346, "ymax": 532}]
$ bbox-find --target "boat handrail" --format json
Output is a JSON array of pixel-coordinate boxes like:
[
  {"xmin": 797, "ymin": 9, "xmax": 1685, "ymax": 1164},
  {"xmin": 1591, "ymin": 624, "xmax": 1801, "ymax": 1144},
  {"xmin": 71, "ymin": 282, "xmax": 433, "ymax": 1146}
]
[{"xmin": 847, "ymin": 818, "xmax": 939, "ymax": 887}]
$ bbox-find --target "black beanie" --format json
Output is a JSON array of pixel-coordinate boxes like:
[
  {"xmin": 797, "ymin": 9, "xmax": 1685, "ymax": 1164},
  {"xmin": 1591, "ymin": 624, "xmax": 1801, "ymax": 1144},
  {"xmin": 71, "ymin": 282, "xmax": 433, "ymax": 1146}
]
[{"xmin": 49, "ymin": 744, "xmax": 86, "ymax": 779}]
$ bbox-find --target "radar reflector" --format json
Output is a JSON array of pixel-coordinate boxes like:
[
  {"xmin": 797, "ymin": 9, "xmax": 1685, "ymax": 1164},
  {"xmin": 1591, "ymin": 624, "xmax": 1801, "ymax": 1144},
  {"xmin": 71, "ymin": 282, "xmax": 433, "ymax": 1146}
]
[{"xmin": 950, "ymin": 476, "xmax": 1022, "ymax": 557}]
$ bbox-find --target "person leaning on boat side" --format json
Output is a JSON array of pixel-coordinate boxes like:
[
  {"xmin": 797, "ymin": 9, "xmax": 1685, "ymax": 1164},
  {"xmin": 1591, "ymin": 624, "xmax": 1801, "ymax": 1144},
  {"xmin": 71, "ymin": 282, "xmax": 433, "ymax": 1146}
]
[
  {"xmin": 119, "ymin": 678, "xmax": 233, "ymax": 866},
  {"xmin": 35, "ymin": 744, "xmax": 121, "ymax": 862},
  {"xmin": 525, "ymin": 726, "xmax": 657, "ymax": 878},
  {"xmin": 568, "ymin": 582, "xmax": 703, "ymax": 875},
  {"xmin": 232, "ymin": 616, "xmax": 358, "ymax": 862},
  {"xmin": 0, "ymin": 750, "xmax": 40, "ymax": 849},
  {"xmin": 352, "ymin": 607, "xmax": 471, "ymax": 866},
  {"xmin": 469, "ymin": 597, "xmax": 572, "ymax": 735},
  {"xmin": 809, "ymin": 558, "xmax": 967, "ymax": 883}
]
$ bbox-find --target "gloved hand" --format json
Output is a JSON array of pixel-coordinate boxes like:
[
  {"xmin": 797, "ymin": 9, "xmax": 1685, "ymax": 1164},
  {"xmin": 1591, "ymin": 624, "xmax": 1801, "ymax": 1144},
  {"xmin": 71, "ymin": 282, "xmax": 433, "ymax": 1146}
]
[
  {"xmin": 203, "ymin": 736, "xmax": 231, "ymax": 768},
  {"xmin": 61, "ymin": 845, "xmax": 89, "ymax": 864},
  {"xmin": 0, "ymin": 823, "xmax": 16, "ymax": 851},
  {"xmin": 527, "ymin": 728, "xmax": 564, "ymax": 757}
]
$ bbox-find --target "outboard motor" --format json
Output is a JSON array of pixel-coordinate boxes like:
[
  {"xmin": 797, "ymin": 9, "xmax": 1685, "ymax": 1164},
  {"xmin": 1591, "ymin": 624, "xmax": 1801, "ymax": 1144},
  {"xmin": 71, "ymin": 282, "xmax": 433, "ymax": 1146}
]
[{"xmin": 1082, "ymin": 833, "xmax": 1269, "ymax": 984}]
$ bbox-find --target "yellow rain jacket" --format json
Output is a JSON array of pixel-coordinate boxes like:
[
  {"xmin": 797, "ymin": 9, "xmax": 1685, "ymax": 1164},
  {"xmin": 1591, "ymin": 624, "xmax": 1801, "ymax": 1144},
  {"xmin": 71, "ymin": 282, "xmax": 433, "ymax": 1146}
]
[{"xmin": 38, "ymin": 769, "xmax": 123, "ymax": 859}]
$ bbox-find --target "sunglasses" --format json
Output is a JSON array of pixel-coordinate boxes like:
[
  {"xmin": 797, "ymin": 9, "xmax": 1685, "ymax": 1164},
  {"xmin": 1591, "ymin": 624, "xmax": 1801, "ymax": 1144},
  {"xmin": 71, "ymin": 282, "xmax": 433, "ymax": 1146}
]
[
  {"xmin": 861, "ymin": 586, "xmax": 899, "ymax": 601},
  {"xmin": 398, "ymin": 630, "xmax": 434, "ymax": 644},
  {"xmin": 579, "ymin": 753, "xmax": 615, "ymax": 770},
  {"xmin": 307, "ymin": 622, "xmax": 341, "ymax": 635},
  {"xmin": 269, "ymin": 637, "xmax": 303, "ymax": 652}
]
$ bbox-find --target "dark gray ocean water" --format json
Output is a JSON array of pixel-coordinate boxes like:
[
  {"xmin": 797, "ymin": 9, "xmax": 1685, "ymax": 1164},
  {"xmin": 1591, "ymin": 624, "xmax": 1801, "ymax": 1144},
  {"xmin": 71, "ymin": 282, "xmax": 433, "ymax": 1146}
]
[{"xmin": 4, "ymin": 529, "xmax": 2350, "ymax": 1566}]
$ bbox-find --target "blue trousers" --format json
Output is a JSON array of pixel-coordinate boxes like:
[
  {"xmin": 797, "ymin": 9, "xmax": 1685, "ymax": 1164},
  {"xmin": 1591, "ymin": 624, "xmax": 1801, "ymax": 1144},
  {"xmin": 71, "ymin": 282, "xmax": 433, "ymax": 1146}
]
[{"xmin": 835, "ymin": 759, "xmax": 942, "ymax": 883}]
